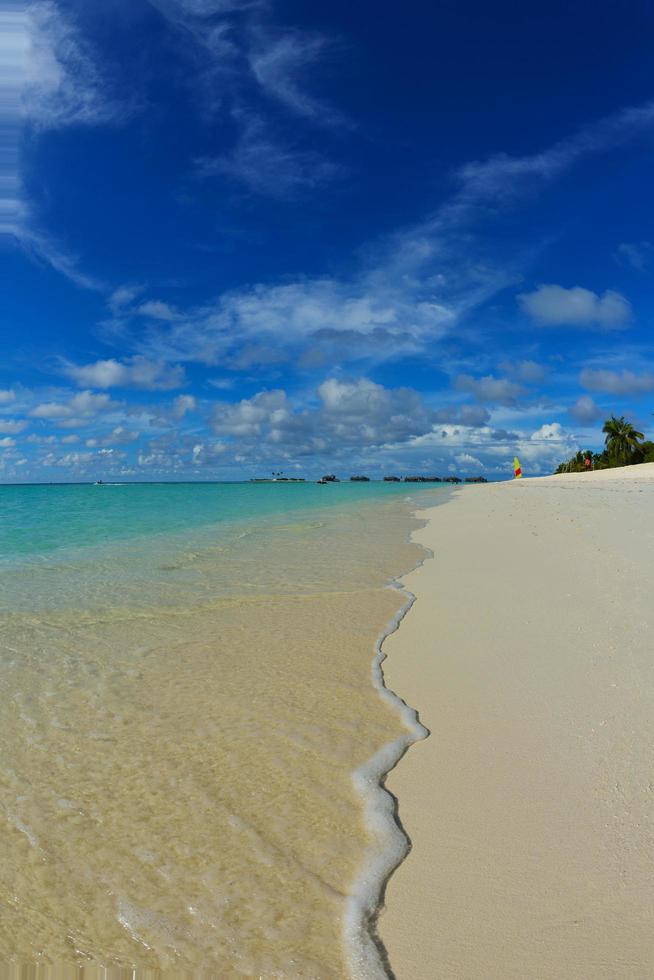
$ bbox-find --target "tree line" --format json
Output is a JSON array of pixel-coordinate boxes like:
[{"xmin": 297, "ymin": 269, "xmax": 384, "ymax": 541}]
[{"xmin": 555, "ymin": 416, "xmax": 654, "ymax": 474}]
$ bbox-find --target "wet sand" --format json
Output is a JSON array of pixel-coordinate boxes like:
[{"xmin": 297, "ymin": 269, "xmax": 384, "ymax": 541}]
[
  {"xmin": 381, "ymin": 465, "xmax": 654, "ymax": 979},
  {"xmin": 0, "ymin": 493, "xmax": 430, "ymax": 976}
]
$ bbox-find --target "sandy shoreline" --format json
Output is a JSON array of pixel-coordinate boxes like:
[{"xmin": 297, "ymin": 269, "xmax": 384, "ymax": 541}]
[{"xmin": 380, "ymin": 465, "xmax": 654, "ymax": 978}]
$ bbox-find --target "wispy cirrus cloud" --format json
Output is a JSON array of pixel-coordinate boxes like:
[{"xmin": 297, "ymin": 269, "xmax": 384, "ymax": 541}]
[
  {"xmin": 123, "ymin": 275, "xmax": 456, "ymax": 368},
  {"xmin": 446, "ymin": 100, "xmax": 654, "ymax": 219},
  {"xmin": 196, "ymin": 113, "xmax": 343, "ymax": 198},
  {"xmin": 22, "ymin": 1, "xmax": 126, "ymax": 131},
  {"xmin": 148, "ymin": 0, "xmax": 344, "ymax": 201},
  {"xmin": 149, "ymin": 0, "xmax": 338, "ymax": 122},
  {"xmin": 248, "ymin": 27, "xmax": 338, "ymax": 123},
  {"xmin": 1, "ymin": 0, "xmax": 134, "ymax": 286},
  {"xmin": 615, "ymin": 241, "xmax": 654, "ymax": 272},
  {"xmin": 102, "ymin": 98, "xmax": 654, "ymax": 374}
]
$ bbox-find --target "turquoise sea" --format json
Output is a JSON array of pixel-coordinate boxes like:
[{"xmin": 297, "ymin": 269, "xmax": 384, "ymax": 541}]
[
  {"xmin": 0, "ymin": 480, "xmax": 445, "ymax": 976},
  {"xmin": 0, "ymin": 480, "xmax": 430, "ymax": 560}
]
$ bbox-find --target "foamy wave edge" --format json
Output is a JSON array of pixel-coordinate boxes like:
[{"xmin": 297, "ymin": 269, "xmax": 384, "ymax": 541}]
[{"xmin": 344, "ymin": 525, "xmax": 432, "ymax": 979}]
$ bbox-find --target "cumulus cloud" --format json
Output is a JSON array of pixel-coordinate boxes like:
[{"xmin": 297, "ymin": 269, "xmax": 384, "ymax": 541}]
[
  {"xmin": 518, "ymin": 284, "xmax": 631, "ymax": 329},
  {"xmin": 499, "ymin": 359, "xmax": 549, "ymax": 383},
  {"xmin": 531, "ymin": 422, "xmax": 567, "ymax": 441},
  {"xmin": 27, "ymin": 433, "xmax": 57, "ymax": 444},
  {"xmin": 213, "ymin": 389, "xmax": 289, "ymax": 438},
  {"xmin": 0, "ymin": 389, "xmax": 16, "ymax": 403},
  {"xmin": 454, "ymin": 452, "xmax": 484, "ymax": 470},
  {"xmin": 0, "ymin": 436, "xmax": 16, "ymax": 448},
  {"xmin": 569, "ymin": 395, "xmax": 604, "ymax": 424},
  {"xmin": 406, "ymin": 419, "xmax": 578, "ymax": 476},
  {"xmin": 0, "ymin": 418, "xmax": 28, "ymax": 434},
  {"xmin": 432, "ymin": 404, "xmax": 491, "ymax": 427},
  {"xmin": 30, "ymin": 389, "xmax": 120, "ymax": 421},
  {"xmin": 172, "ymin": 394, "xmax": 197, "ymax": 418},
  {"xmin": 99, "ymin": 426, "xmax": 140, "ymax": 446},
  {"xmin": 63, "ymin": 357, "xmax": 185, "ymax": 391},
  {"xmin": 454, "ymin": 374, "xmax": 525, "ymax": 405},
  {"xmin": 211, "ymin": 378, "xmax": 437, "ymax": 454},
  {"xmin": 579, "ymin": 368, "xmax": 654, "ymax": 395}
]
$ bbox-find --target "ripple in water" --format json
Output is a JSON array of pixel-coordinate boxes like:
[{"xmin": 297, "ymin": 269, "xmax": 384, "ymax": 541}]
[{"xmin": 0, "ymin": 490, "xmax": 439, "ymax": 975}]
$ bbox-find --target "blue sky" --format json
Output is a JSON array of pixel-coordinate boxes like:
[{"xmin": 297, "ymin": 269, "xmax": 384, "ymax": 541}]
[{"xmin": 1, "ymin": 0, "xmax": 653, "ymax": 481}]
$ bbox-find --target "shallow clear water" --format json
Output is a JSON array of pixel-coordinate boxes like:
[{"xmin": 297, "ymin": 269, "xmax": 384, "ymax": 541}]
[{"xmin": 0, "ymin": 482, "xmax": 444, "ymax": 975}]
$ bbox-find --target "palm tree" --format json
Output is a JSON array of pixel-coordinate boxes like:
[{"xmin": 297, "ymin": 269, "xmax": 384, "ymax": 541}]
[{"xmin": 602, "ymin": 416, "xmax": 644, "ymax": 466}]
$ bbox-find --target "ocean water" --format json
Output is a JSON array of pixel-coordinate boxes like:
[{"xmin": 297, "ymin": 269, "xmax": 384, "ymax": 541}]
[{"xmin": 0, "ymin": 481, "xmax": 443, "ymax": 977}]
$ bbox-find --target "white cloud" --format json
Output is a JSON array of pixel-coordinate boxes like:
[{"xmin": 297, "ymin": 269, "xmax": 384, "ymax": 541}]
[
  {"xmin": 455, "ymin": 374, "xmax": 525, "ymax": 405},
  {"xmin": 616, "ymin": 241, "xmax": 653, "ymax": 271},
  {"xmin": 107, "ymin": 99, "xmax": 654, "ymax": 373},
  {"xmin": 518, "ymin": 284, "xmax": 631, "ymax": 329},
  {"xmin": 408, "ymin": 419, "xmax": 578, "ymax": 477},
  {"xmin": 102, "ymin": 426, "xmax": 139, "ymax": 446},
  {"xmin": 109, "ymin": 283, "xmax": 146, "ymax": 310},
  {"xmin": 211, "ymin": 378, "xmax": 438, "ymax": 457},
  {"xmin": 451, "ymin": 100, "xmax": 654, "ymax": 213},
  {"xmin": 196, "ymin": 114, "xmax": 341, "ymax": 198},
  {"xmin": 433, "ymin": 404, "xmax": 491, "ymax": 427},
  {"xmin": 131, "ymin": 276, "xmax": 456, "ymax": 368},
  {"xmin": 30, "ymin": 389, "xmax": 119, "ymax": 421},
  {"xmin": 580, "ymin": 368, "xmax": 654, "ymax": 395},
  {"xmin": 63, "ymin": 356, "xmax": 185, "ymax": 391},
  {"xmin": 172, "ymin": 394, "xmax": 197, "ymax": 418},
  {"xmin": 213, "ymin": 389, "xmax": 288, "ymax": 438},
  {"xmin": 1, "ymin": 4, "xmax": 30, "ymax": 236},
  {"xmin": 50, "ymin": 451, "xmax": 93, "ymax": 467},
  {"xmin": 0, "ymin": 418, "xmax": 27, "ymax": 434},
  {"xmin": 148, "ymin": 0, "xmax": 334, "ymax": 126},
  {"xmin": 0, "ymin": 436, "xmax": 16, "ymax": 448},
  {"xmin": 1, "ymin": 2, "xmax": 132, "ymax": 286},
  {"xmin": 569, "ymin": 395, "xmax": 604, "ymax": 424},
  {"xmin": 530, "ymin": 422, "xmax": 566, "ymax": 441},
  {"xmin": 22, "ymin": 1, "xmax": 124, "ymax": 130},
  {"xmin": 454, "ymin": 452, "xmax": 484, "ymax": 470},
  {"xmin": 248, "ymin": 28, "xmax": 335, "ymax": 122},
  {"xmin": 27, "ymin": 433, "xmax": 57, "ymax": 444},
  {"xmin": 0, "ymin": 389, "xmax": 16, "ymax": 403},
  {"xmin": 499, "ymin": 359, "xmax": 548, "ymax": 383},
  {"xmin": 137, "ymin": 300, "xmax": 179, "ymax": 321}
]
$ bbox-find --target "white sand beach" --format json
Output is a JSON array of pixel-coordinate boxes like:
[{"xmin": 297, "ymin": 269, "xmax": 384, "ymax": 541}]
[{"xmin": 380, "ymin": 464, "xmax": 654, "ymax": 979}]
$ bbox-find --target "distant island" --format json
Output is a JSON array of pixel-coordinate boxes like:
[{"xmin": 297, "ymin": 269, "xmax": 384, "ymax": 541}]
[{"xmin": 251, "ymin": 472, "xmax": 489, "ymax": 485}]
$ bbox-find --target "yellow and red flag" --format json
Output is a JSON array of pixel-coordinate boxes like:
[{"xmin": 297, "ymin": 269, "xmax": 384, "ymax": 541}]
[{"xmin": 514, "ymin": 456, "xmax": 522, "ymax": 479}]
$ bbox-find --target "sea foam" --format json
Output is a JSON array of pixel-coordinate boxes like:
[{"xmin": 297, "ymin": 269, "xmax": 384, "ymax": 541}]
[{"xmin": 344, "ymin": 539, "xmax": 431, "ymax": 979}]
